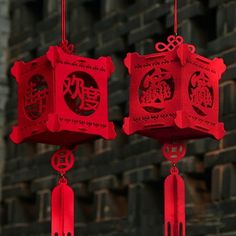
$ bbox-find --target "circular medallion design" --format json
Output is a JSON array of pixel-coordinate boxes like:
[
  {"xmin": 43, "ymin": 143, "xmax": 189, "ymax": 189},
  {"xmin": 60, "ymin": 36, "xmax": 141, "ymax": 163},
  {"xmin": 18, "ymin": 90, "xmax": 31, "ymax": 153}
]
[
  {"xmin": 139, "ymin": 68, "xmax": 174, "ymax": 113},
  {"xmin": 188, "ymin": 71, "xmax": 213, "ymax": 116},
  {"xmin": 162, "ymin": 142, "xmax": 186, "ymax": 164},
  {"xmin": 24, "ymin": 74, "xmax": 49, "ymax": 120},
  {"xmin": 63, "ymin": 71, "xmax": 101, "ymax": 116},
  {"xmin": 51, "ymin": 148, "xmax": 74, "ymax": 174}
]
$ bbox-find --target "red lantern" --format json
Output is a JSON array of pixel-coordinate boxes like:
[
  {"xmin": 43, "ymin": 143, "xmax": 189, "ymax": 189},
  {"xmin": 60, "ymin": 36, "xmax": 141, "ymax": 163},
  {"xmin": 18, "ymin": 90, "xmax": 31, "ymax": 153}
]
[
  {"xmin": 9, "ymin": 1, "xmax": 117, "ymax": 235},
  {"xmin": 122, "ymin": 35, "xmax": 226, "ymax": 142},
  {"xmin": 122, "ymin": 1, "xmax": 226, "ymax": 235},
  {"xmin": 10, "ymin": 45, "xmax": 116, "ymax": 145}
]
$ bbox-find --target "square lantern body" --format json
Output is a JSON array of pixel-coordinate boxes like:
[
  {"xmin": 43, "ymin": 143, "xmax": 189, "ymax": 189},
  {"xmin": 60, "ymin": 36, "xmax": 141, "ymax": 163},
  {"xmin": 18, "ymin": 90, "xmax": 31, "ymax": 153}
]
[
  {"xmin": 123, "ymin": 36, "xmax": 226, "ymax": 142},
  {"xmin": 10, "ymin": 46, "xmax": 116, "ymax": 145}
]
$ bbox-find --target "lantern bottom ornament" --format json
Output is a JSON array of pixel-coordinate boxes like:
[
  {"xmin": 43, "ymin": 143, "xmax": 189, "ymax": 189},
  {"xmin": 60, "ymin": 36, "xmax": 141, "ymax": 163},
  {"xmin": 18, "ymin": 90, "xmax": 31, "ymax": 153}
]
[
  {"xmin": 162, "ymin": 142, "xmax": 186, "ymax": 236},
  {"xmin": 51, "ymin": 148, "xmax": 75, "ymax": 236},
  {"xmin": 10, "ymin": 45, "xmax": 116, "ymax": 145}
]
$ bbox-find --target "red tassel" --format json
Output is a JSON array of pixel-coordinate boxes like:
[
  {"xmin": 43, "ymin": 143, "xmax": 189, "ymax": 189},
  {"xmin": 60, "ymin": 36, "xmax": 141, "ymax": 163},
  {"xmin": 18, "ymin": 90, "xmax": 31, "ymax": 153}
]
[
  {"xmin": 52, "ymin": 178, "xmax": 74, "ymax": 236},
  {"xmin": 51, "ymin": 148, "xmax": 75, "ymax": 236},
  {"xmin": 162, "ymin": 142, "xmax": 186, "ymax": 236},
  {"xmin": 164, "ymin": 167, "xmax": 185, "ymax": 236}
]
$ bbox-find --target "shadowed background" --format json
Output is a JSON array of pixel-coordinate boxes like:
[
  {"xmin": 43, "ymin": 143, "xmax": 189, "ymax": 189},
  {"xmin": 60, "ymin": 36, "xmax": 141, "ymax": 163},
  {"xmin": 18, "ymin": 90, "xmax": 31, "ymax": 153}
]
[{"xmin": 0, "ymin": 0, "xmax": 236, "ymax": 235}]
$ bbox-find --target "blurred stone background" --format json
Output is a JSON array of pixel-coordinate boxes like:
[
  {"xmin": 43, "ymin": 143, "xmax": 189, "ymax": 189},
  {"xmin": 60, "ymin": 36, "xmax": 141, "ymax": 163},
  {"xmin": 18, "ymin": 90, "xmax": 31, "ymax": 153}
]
[{"xmin": 0, "ymin": 0, "xmax": 236, "ymax": 235}]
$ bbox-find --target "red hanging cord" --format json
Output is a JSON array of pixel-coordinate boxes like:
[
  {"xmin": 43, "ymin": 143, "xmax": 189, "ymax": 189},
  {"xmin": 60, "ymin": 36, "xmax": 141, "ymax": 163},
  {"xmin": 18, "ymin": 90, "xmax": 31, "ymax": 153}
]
[
  {"xmin": 174, "ymin": 0, "xmax": 178, "ymax": 36},
  {"xmin": 61, "ymin": 0, "xmax": 66, "ymax": 42},
  {"xmin": 59, "ymin": 0, "xmax": 74, "ymax": 53}
]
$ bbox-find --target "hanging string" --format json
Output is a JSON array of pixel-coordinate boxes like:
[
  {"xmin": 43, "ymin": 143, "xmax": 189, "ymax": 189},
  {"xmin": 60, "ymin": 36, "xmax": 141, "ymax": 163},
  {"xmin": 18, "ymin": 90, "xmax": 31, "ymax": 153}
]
[
  {"xmin": 60, "ymin": 0, "xmax": 74, "ymax": 53},
  {"xmin": 174, "ymin": 0, "xmax": 178, "ymax": 36},
  {"xmin": 61, "ymin": 0, "xmax": 66, "ymax": 42}
]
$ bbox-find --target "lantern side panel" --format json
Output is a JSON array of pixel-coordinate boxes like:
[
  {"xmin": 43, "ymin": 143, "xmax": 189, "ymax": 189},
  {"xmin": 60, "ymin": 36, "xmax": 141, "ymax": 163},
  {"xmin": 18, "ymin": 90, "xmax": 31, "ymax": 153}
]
[
  {"xmin": 174, "ymin": 51, "xmax": 225, "ymax": 140},
  {"xmin": 10, "ymin": 55, "xmax": 54, "ymax": 144},
  {"xmin": 123, "ymin": 51, "xmax": 182, "ymax": 138},
  {"xmin": 46, "ymin": 47, "xmax": 116, "ymax": 141}
]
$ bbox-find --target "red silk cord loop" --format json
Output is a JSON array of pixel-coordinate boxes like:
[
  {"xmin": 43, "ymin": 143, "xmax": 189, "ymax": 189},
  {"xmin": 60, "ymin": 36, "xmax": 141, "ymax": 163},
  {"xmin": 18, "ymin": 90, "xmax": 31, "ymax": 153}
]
[
  {"xmin": 174, "ymin": 0, "xmax": 178, "ymax": 36},
  {"xmin": 61, "ymin": 0, "xmax": 66, "ymax": 42}
]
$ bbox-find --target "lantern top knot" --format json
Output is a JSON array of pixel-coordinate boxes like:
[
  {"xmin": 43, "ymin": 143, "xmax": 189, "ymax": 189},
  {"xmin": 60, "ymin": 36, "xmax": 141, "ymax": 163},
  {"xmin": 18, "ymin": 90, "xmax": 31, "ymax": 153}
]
[
  {"xmin": 155, "ymin": 35, "xmax": 195, "ymax": 53},
  {"xmin": 59, "ymin": 40, "xmax": 75, "ymax": 54}
]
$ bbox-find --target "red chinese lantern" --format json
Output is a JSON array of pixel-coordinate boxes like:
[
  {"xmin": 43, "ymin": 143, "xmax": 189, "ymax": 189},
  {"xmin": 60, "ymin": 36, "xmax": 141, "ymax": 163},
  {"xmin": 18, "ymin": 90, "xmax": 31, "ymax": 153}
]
[
  {"xmin": 123, "ymin": 36, "xmax": 226, "ymax": 142},
  {"xmin": 122, "ymin": 1, "xmax": 226, "ymax": 236},
  {"xmin": 9, "ymin": 1, "xmax": 116, "ymax": 236},
  {"xmin": 10, "ymin": 46, "xmax": 116, "ymax": 145}
]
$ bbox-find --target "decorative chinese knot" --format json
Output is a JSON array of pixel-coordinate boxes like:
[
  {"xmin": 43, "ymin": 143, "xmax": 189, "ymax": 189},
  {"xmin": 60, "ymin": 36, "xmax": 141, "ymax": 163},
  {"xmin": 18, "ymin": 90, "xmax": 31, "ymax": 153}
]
[
  {"xmin": 9, "ymin": 1, "xmax": 116, "ymax": 235},
  {"xmin": 122, "ymin": 0, "xmax": 226, "ymax": 235}
]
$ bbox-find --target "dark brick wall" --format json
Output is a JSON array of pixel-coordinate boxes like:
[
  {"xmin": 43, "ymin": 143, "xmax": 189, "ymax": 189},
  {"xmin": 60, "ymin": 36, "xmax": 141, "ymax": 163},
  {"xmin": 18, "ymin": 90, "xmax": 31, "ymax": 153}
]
[
  {"xmin": 0, "ymin": 1, "xmax": 9, "ymax": 235},
  {"xmin": 1, "ymin": 0, "xmax": 236, "ymax": 235}
]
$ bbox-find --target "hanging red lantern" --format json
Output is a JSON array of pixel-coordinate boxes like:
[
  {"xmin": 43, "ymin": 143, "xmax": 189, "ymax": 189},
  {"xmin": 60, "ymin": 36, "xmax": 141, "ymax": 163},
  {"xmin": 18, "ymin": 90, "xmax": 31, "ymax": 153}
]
[
  {"xmin": 9, "ymin": 1, "xmax": 117, "ymax": 236},
  {"xmin": 9, "ymin": 4, "xmax": 116, "ymax": 146},
  {"xmin": 10, "ymin": 47, "xmax": 116, "ymax": 145},
  {"xmin": 122, "ymin": 17, "xmax": 226, "ymax": 143},
  {"xmin": 122, "ymin": 1, "xmax": 226, "ymax": 236}
]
